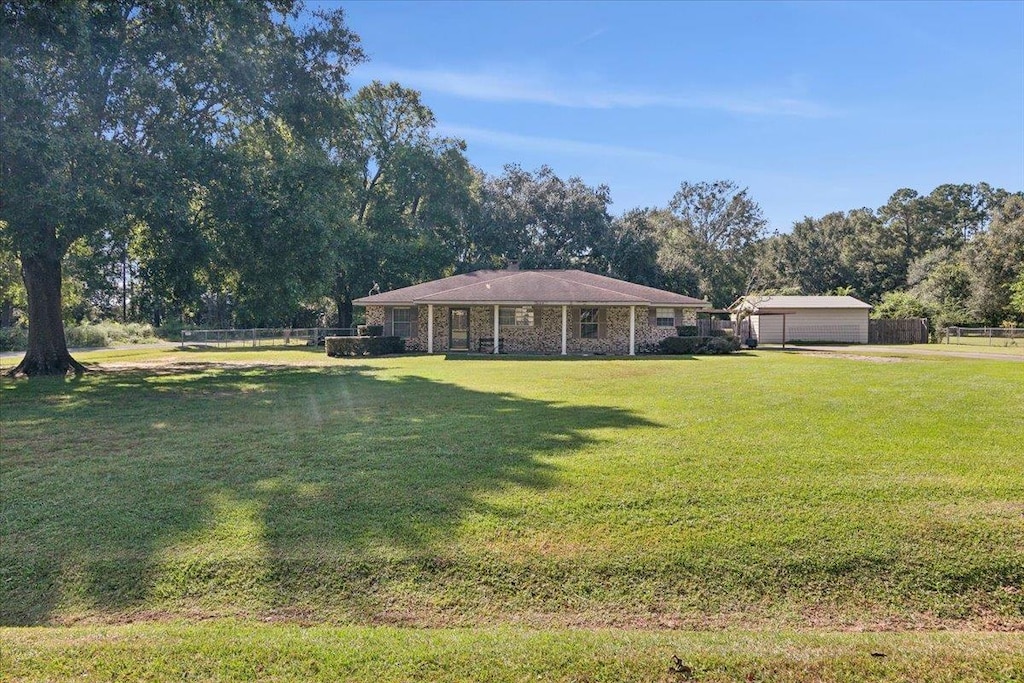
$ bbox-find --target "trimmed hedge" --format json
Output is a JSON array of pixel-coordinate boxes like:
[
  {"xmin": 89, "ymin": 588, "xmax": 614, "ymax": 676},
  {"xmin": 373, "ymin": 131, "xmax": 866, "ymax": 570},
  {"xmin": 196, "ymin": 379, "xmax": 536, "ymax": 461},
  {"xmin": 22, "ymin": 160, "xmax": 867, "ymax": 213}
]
[
  {"xmin": 676, "ymin": 325, "xmax": 699, "ymax": 337},
  {"xmin": 325, "ymin": 336, "xmax": 404, "ymax": 357},
  {"xmin": 659, "ymin": 335, "xmax": 741, "ymax": 355}
]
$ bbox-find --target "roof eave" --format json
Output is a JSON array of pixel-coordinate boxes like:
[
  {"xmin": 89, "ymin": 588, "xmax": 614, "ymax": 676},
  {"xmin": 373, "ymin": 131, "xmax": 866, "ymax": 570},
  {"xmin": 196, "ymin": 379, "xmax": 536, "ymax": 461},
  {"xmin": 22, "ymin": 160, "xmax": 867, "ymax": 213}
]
[{"xmin": 355, "ymin": 299, "xmax": 710, "ymax": 307}]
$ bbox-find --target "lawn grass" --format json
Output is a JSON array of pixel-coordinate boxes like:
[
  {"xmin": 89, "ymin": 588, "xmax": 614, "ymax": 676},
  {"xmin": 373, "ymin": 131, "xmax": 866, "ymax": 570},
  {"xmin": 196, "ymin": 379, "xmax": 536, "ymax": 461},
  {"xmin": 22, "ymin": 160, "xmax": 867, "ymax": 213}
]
[
  {"xmin": 2, "ymin": 348, "xmax": 1022, "ymax": 678},
  {"xmin": 3, "ymin": 623, "xmax": 1022, "ymax": 682}
]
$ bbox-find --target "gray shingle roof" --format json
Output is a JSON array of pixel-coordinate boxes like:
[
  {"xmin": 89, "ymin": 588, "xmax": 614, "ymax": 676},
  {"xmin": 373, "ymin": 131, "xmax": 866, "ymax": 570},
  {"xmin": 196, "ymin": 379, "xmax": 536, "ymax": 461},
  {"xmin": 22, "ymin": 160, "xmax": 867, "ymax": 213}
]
[
  {"xmin": 353, "ymin": 269, "xmax": 709, "ymax": 307},
  {"xmin": 732, "ymin": 295, "xmax": 871, "ymax": 311}
]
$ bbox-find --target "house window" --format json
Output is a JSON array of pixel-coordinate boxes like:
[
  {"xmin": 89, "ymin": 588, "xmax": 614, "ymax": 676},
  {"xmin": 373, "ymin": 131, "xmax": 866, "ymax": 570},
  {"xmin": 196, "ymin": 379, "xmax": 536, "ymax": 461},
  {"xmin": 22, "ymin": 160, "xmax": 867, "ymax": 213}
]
[
  {"xmin": 499, "ymin": 306, "xmax": 534, "ymax": 327},
  {"xmin": 655, "ymin": 308, "xmax": 675, "ymax": 327},
  {"xmin": 391, "ymin": 307, "xmax": 412, "ymax": 338},
  {"xmin": 580, "ymin": 308, "xmax": 599, "ymax": 339}
]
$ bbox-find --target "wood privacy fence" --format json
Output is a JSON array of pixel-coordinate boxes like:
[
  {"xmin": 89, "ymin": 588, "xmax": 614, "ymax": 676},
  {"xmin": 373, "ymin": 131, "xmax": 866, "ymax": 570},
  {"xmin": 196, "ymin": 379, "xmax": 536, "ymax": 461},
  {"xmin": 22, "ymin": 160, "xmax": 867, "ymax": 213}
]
[
  {"xmin": 697, "ymin": 318, "xmax": 735, "ymax": 336},
  {"xmin": 868, "ymin": 318, "xmax": 929, "ymax": 344}
]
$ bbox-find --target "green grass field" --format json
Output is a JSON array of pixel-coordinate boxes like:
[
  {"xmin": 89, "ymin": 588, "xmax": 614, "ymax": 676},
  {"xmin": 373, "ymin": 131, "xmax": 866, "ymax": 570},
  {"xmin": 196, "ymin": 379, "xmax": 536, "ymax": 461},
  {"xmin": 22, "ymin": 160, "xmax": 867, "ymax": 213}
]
[{"xmin": 2, "ymin": 348, "xmax": 1022, "ymax": 680}]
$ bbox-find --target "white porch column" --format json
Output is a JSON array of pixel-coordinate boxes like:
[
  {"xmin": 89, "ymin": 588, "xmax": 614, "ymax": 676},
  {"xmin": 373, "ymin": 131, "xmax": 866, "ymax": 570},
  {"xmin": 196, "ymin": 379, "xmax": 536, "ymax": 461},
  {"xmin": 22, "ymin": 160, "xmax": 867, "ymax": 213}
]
[
  {"xmin": 427, "ymin": 304, "xmax": 434, "ymax": 354},
  {"xmin": 629, "ymin": 305, "xmax": 636, "ymax": 356},
  {"xmin": 493, "ymin": 304, "xmax": 500, "ymax": 354},
  {"xmin": 561, "ymin": 305, "xmax": 567, "ymax": 356}
]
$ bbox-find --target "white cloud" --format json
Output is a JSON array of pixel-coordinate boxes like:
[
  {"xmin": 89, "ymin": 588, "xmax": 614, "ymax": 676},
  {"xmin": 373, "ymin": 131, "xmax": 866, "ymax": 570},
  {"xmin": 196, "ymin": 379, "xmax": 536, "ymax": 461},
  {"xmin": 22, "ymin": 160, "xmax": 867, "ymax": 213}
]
[
  {"xmin": 436, "ymin": 123, "xmax": 695, "ymax": 165},
  {"xmin": 571, "ymin": 28, "xmax": 608, "ymax": 48},
  {"xmin": 356, "ymin": 64, "xmax": 836, "ymax": 118}
]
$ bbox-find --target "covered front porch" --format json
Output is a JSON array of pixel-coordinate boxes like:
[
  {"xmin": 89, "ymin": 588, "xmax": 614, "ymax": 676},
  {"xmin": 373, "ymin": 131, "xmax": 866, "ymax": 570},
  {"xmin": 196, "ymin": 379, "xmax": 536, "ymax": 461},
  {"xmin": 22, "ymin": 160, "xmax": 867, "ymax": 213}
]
[{"xmin": 372, "ymin": 303, "xmax": 687, "ymax": 356}]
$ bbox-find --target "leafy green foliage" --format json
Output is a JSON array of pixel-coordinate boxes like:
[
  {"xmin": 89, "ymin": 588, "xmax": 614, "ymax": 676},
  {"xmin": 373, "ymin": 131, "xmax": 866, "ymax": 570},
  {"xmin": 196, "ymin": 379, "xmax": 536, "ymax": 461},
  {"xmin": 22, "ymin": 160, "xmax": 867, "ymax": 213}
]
[
  {"xmin": 472, "ymin": 165, "xmax": 612, "ymax": 271},
  {"xmin": 655, "ymin": 180, "xmax": 767, "ymax": 307},
  {"xmin": 871, "ymin": 291, "xmax": 934, "ymax": 321},
  {"xmin": 1009, "ymin": 270, "xmax": 1024, "ymax": 320},
  {"xmin": 0, "ymin": 1, "xmax": 364, "ymax": 372},
  {"xmin": 205, "ymin": 120, "xmax": 346, "ymax": 326},
  {"xmin": 603, "ymin": 209, "xmax": 664, "ymax": 286},
  {"xmin": 968, "ymin": 195, "xmax": 1024, "ymax": 324},
  {"xmin": 332, "ymin": 81, "xmax": 478, "ymax": 326},
  {"xmin": 658, "ymin": 335, "xmax": 741, "ymax": 354},
  {"xmin": 324, "ymin": 335, "xmax": 404, "ymax": 356}
]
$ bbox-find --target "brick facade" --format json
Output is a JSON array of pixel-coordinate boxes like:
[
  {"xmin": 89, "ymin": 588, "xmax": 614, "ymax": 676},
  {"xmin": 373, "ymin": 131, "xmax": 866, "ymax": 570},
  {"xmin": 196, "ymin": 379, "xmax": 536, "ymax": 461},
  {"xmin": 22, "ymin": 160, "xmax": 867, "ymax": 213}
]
[{"xmin": 365, "ymin": 304, "xmax": 697, "ymax": 355}]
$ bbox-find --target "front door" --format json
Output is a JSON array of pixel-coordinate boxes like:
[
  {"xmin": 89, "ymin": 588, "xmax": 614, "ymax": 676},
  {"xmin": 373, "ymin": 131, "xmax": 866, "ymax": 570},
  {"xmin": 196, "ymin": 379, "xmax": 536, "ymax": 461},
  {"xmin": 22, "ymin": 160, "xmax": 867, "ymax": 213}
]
[{"xmin": 449, "ymin": 308, "xmax": 470, "ymax": 350}]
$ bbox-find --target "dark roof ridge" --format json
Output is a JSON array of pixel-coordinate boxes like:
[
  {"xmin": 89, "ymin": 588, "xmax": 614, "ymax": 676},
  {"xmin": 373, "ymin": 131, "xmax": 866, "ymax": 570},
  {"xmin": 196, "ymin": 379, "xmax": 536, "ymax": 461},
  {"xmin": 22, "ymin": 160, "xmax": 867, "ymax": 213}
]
[
  {"xmin": 532, "ymin": 270, "xmax": 647, "ymax": 302},
  {"xmin": 410, "ymin": 269, "xmax": 524, "ymax": 299}
]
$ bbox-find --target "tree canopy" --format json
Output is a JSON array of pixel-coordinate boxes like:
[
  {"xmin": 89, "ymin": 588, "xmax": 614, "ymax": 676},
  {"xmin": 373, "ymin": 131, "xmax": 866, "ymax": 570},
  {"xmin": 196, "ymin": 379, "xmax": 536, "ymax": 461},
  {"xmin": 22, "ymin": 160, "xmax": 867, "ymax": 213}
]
[
  {"xmin": 2, "ymin": 2, "xmax": 1021, "ymax": 375},
  {"xmin": 0, "ymin": 0, "xmax": 363, "ymax": 374}
]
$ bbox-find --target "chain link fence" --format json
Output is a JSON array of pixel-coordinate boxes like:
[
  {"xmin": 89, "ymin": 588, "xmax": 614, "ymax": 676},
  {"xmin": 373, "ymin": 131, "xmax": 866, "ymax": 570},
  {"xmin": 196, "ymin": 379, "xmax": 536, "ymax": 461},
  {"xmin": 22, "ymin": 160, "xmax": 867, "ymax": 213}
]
[
  {"xmin": 941, "ymin": 326, "xmax": 1023, "ymax": 347},
  {"xmin": 180, "ymin": 327, "xmax": 356, "ymax": 348}
]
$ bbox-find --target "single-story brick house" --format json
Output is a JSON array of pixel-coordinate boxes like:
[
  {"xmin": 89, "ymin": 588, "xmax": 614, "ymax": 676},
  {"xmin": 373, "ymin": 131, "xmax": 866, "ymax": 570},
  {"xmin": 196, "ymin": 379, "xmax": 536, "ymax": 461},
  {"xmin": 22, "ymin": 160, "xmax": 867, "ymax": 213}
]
[
  {"xmin": 353, "ymin": 265, "xmax": 711, "ymax": 355},
  {"xmin": 729, "ymin": 295, "xmax": 871, "ymax": 344}
]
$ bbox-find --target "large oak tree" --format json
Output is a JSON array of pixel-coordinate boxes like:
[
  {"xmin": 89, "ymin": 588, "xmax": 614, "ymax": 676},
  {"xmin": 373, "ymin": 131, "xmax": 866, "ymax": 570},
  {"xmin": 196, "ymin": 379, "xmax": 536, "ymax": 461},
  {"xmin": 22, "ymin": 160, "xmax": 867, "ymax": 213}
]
[{"xmin": 0, "ymin": 1, "xmax": 362, "ymax": 375}]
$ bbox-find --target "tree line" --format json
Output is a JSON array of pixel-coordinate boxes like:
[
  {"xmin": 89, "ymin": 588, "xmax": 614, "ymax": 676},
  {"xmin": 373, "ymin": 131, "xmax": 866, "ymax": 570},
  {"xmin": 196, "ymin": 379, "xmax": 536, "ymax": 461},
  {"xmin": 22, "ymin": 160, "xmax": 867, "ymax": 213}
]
[{"xmin": 2, "ymin": 2, "xmax": 1022, "ymax": 375}]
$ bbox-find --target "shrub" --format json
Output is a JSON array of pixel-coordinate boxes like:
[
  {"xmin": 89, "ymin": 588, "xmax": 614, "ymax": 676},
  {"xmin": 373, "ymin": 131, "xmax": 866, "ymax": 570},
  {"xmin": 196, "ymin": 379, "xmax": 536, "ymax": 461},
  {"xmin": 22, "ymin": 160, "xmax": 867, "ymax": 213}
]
[
  {"xmin": 65, "ymin": 324, "xmax": 110, "ymax": 348},
  {"xmin": 65, "ymin": 322, "xmax": 157, "ymax": 348},
  {"xmin": 659, "ymin": 336, "xmax": 702, "ymax": 355},
  {"xmin": 701, "ymin": 335, "xmax": 741, "ymax": 354},
  {"xmin": 0, "ymin": 326, "xmax": 27, "ymax": 352},
  {"xmin": 676, "ymin": 325, "xmax": 699, "ymax": 337},
  {"xmin": 658, "ymin": 335, "xmax": 741, "ymax": 355},
  {"xmin": 325, "ymin": 335, "xmax": 404, "ymax": 357},
  {"xmin": 0, "ymin": 321, "xmax": 158, "ymax": 352}
]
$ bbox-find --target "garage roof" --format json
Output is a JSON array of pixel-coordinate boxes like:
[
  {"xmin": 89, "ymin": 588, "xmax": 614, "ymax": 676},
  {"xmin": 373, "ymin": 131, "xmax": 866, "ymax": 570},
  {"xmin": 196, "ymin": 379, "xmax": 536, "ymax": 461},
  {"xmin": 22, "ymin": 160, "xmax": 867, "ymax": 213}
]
[{"xmin": 732, "ymin": 295, "xmax": 871, "ymax": 312}]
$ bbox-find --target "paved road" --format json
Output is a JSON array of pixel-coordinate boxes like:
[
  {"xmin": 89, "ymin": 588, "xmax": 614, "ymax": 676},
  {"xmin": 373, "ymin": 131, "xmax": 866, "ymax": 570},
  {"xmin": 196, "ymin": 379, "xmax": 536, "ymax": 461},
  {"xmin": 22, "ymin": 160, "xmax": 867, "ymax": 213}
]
[
  {"xmin": 783, "ymin": 344, "xmax": 1024, "ymax": 362},
  {"xmin": 3, "ymin": 341, "xmax": 1020, "ymax": 363},
  {"xmin": 0, "ymin": 341, "xmax": 179, "ymax": 361}
]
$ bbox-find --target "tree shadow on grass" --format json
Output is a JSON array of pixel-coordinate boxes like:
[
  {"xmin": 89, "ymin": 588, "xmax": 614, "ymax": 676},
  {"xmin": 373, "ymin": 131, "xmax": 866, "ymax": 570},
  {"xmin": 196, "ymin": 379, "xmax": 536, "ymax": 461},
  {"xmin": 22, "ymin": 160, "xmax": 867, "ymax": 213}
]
[
  {"xmin": 0, "ymin": 362, "xmax": 657, "ymax": 625},
  {"xmin": 441, "ymin": 352, "xmax": 758, "ymax": 361}
]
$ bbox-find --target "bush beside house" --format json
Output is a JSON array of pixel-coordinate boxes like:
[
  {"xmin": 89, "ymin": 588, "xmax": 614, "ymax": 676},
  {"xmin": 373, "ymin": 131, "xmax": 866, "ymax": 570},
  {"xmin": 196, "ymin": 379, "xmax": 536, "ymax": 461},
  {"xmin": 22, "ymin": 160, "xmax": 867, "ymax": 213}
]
[
  {"xmin": 659, "ymin": 335, "xmax": 741, "ymax": 355},
  {"xmin": 325, "ymin": 336, "xmax": 404, "ymax": 356}
]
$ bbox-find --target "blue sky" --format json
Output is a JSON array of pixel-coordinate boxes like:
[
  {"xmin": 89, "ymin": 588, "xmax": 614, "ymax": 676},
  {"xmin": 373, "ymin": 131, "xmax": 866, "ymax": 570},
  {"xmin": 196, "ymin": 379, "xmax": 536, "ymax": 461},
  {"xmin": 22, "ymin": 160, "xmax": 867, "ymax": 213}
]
[{"xmin": 330, "ymin": 1, "xmax": 1023, "ymax": 232}]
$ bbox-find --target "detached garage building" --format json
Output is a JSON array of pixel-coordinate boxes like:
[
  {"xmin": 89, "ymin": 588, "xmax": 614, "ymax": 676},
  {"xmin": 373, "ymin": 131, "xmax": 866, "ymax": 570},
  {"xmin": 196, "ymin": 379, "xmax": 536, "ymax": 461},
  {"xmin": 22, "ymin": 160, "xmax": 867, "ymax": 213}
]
[{"xmin": 730, "ymin": 295, "xmax": 871, "ymax": 344}]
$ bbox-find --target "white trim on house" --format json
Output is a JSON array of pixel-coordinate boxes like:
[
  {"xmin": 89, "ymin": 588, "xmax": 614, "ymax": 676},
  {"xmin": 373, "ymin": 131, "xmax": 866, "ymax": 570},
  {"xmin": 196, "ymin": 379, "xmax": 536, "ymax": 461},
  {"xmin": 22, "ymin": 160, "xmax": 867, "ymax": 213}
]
[
  {"xmin": 427, "ymin": 304, "xmax": 434, "ymax": 354},
  {"xmin": 629, "ymin": 305, "xmax": 636, "ymax": 356},
  {"xmin": 561, "ymin": 305, "xmax": 567, "ymax": 356}
]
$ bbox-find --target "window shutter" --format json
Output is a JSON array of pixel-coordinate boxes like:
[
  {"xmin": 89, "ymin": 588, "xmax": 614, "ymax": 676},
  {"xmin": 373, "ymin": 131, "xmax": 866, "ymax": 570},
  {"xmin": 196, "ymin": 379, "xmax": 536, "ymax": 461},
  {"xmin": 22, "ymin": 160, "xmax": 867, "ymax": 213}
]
[
  {"xmin": 598, "ymin": 308, "xmax": 608, "ymax": 339},
  {"xmin": 409, "ymin": 306, "xmax": 419, "ymax": 336},
  {"xmin": 570, "ymin": 307, "xmax": 579, "ymax": 338},
  {"xmin": 384, "ymin": 308, "xmax": 393, "ymax": 337},
  {"xmin": 647, "ymin": 306, "xmax": 656, "ymax": 327},
  {"xmin": 675, "ymin": 308, "xmax": 684, "ymax": 327}
]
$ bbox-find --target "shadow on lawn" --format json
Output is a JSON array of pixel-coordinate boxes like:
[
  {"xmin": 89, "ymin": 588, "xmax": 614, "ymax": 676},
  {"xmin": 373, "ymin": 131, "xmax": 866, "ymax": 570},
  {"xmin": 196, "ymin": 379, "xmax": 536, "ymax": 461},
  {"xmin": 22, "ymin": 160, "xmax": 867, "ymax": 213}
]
[
  {"xmin": 0, "ymin": 362, "xmax": 656, "ymax": 625},
  {"xmin": 441, "ymin": 352, "xmax": 758, "ymax": 361}
]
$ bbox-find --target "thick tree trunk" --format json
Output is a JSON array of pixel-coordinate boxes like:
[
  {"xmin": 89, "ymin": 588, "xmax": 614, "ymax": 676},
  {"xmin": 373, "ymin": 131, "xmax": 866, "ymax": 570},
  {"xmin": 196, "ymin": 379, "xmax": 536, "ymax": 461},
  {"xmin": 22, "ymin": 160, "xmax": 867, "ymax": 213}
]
[
  {"xmin": 333, "ymin": 274, "xmax": 355, "ymax": 329},
  {"xmin": 9, "ymin": 253, "xmax": 86, "ymax": 377},
  {"xmin": 340, "ymin": 297, "xmax": 353, "ymax": 329}
]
